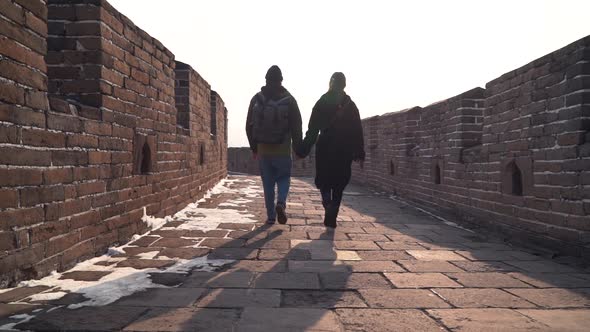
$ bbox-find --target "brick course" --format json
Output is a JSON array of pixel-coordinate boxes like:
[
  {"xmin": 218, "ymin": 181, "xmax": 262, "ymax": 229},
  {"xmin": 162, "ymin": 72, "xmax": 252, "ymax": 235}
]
[{"xmin": 1, "ymin": 0, "xmax": 228, "ymax": 287}]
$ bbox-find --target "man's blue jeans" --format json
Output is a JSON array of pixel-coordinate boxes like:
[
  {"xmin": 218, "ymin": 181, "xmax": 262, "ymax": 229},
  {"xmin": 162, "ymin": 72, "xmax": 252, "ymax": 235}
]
[{"xmin": 258, "ymin": 156, "xmax": 292, "ymax": 221}]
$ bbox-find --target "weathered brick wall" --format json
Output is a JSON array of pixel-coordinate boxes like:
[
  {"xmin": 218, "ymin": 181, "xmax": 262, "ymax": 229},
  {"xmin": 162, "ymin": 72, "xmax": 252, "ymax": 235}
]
[
  {"xmin": 0, "ymin": 0, "xmax": 228, "ymax": 287},
  {"xmin": 228, "ymin": 36, "xmax": 589, "ymax": 259},
  {"xmin": 351, "ymin": 36, "xmax": 590, "ymax": 259}
]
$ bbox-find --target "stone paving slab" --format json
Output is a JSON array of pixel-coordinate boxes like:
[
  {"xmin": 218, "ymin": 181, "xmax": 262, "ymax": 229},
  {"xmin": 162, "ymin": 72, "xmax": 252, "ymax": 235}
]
[
  {"xmin": 427, "ymin": 308, "xmax": 548, "ymax": 331},
  {"xmin": 345, "ymin": 260, "xmax": 405, "ymax": 273},
  {"xmin": 446, "ymin": 272, "xmax": 532, "ymax": 288},
  {"xmin": 116, "ymin": 258, "xmax": 176, "ymax": 269},
  {"xmin": 59, "ymin": 271, "xmax": 111, "ymax": 281},
  {"xmin": 0, "ymin": 287, "xmax": 51, "ymax": 303},
  {"xmin": 397, "ymin": 260, "xmax": 464, "ymax": 273},
  {"xmin": 507, "ymin": 272, "xmax": 590, "ymax": 288},
  {"xmin": 432, "ymin": 288, "xmax": 537, "ymax": 308},
  {"xmin": 180, "ymin": 272, "xmax": 255, "ymax": 288},
  {"xmin": 196, "ymin": 288, "xmax": 280, "ymax": 308},
  {"xmin": 505, "ymin": 288, "xmax": 590, "ymax": 308},
  {"xmin": 5, "ymin": 176, "xmax": 590, "ymax": 331},
  {"xmin": 359, "ymin": 289, "xmax": 450, "ymax": 308},
  {"xmin": 385, "ymin": 272, "xmax": 463, "ymax": 288},
  {"xmin": 114, "ymin": 288, "xmax": 205, "ymax": 307},
  {"xmin": 282, "ymin": 290, "xmax": 367, "ymax": 308},
  {"xmin": 18, "ymin": 306, "xmax": 148, "ymax": 331},
  {"xmin": 336, "ymin": 309, "xmax": 444, "ymax": 332},
  {"xmin": 123, "ymin": 308, "xmax": 239, "ymax": 332},
  {"xmin": 237, "ymin": 308, "xmax": 341, "ymax": 332},
  {"xmin": 252, "ymin": 272, "xmax": 320, "ymax": 289},
  {"xmin": 0, "ymin": 303, "xmax": 41, "ymax": 318},
  {"xmin": 320, "ymin": 272, "xmax": 391, "ymax": 290},
  {"xmin": 516, "ymin": 309, "xmax": 590, "ymax": 332}
]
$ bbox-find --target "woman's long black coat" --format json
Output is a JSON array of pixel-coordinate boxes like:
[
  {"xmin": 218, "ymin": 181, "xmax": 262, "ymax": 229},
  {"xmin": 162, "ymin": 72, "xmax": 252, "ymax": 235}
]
[{"xmin": 299, "ymin": 91, "xmax": 365, "ymax": 190}]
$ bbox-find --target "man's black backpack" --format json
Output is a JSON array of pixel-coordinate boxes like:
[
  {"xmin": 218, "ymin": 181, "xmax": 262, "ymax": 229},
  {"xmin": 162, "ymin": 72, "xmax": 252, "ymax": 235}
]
[{"xmin": 251, "ymin": 92, "xmax": 291, "ymax": 144}]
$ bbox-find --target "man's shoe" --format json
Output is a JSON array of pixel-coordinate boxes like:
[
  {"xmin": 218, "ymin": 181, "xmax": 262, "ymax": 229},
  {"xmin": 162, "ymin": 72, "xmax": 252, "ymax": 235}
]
[
  {"xmin": 276, "ymin": 203, "xmax": 288, "ymax": 224},
  {"xmin": 266, "ymin": 219, "xmax": 276, "ymax": 225}
]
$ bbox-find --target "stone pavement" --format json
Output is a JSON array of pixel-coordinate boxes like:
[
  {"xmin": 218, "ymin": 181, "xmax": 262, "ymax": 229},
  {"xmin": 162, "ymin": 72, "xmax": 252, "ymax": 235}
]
[{"xmin": 1, "ymin": 175, "xmax": 590, "ymax": 331}]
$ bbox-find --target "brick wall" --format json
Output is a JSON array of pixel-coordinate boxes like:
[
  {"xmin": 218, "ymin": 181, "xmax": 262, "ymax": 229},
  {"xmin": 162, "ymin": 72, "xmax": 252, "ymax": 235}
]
[
  {"xmin": 229, "ymin": 35, "xmax": 590, "ymax": 259},
  {"xmin": 0, "ymin": 0, "xmax": 228, "ymax": 287},
  {"xmin": 350, "ymin": 36, "xmax": 590, "ymax": 259}
]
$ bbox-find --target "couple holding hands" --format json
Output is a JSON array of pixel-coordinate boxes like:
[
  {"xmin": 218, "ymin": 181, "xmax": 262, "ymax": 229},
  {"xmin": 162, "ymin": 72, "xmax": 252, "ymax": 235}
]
[{"xmin": 246, "ymin": 65, "xmax": 365, "ymax": 229}]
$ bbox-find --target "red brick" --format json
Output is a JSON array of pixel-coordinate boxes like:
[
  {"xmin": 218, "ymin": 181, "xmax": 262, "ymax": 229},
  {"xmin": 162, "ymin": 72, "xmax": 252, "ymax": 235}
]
[
  {"xmin": 0, "ymin": 15, "xmax": 46, "ymax": 53},
  {"xmin": 0, "ymin": 104, "xmax": 46, "ymax": 127},
  {"xmin": 557, "ymin": 132, "xmax": 586, "ymax": 146},
  {"xmin": 0, "ymin": 188, "xmax": 19, "ymax": 208},
  {"xmin": 0, "ymin": 146, "xmax": 51, "ymax": 166},
  {"xmin": 25, "ymin": 10, "xmax": 47, "ymax": 37},
  {"xmin": 0, "ymin": 80, "xmax": 26, "ymax": 105},
  {"xmin": 98, "ymin": 202, "xmax": 126, "ymax": 220},
  {"xmin": 0, "ymin": 124, "xmax": 19, "ymax": 144},
  {"xmin": 77, "ymin": 181, "xmax": 106, "ymax": 197},
  {"xmin": 29, "ymin": 220, "xmax": 68, "ymax": 244},
  {"xmin": 0, "ymin": 206, "xmax": 44, "ymax": 230},
  {"xmin": 92, "ymin": 191, "xmax": 119, "ymax": 208},
  {"xmin": 0, "ymin": 231, "xmax": 17, "ymax": 251},
  {"xmin": 26, "ymin": 90, "xmax": 49, "ymax": 110},
  {"xmin": 64, "ymin": 184, "xmax": 77, "ymax": 200},
  {"xmin": 20, "ymin": 186, "xmax": 65, "ymax": 207},
  {"xmin": 14, "ymin": 243, "xmax": 44, "ymax": 269},
  {"xmin": 47, "ymin": 112, "xmax": 82, "ymax": 132},
  {"xmin": 73, "ymin": 166, "xmax": 100, "ymax": 181},
  {"xmin": 0, "ymin": 35, "xmax": 45, "ymax": 71},
  {"xmin": 66, "ymin": 133, "xmax": 99, "ymax": 148},
  {"xmin": 46, "ymin": 231, "xmax": 80, "ymax": 257},
  {"xmin": 52, "ymin": 150, "xmax": 88, "ymax": 166},
  {"xmin": 79, "ymin": 223, "xmax": 107, "ymax": 242},
  {"xmin": 43, "ymin": 168, "xmax": 74, "ymax": 185},
  {"xmin": 84, "ymin": 121, "xmax": 112, "ymax": 136},
  {"xmin": 15, "ymin": 0, "xmax": 47, "ymax": 19},
  {"xmin": 0, "ymin": 168, "xmax": 43, "ymax": 186},
  {"xmin": 70, "ymin": 210, "xmax": 100, "ymax": 230},
  {"xmin": 61, "ymin": 239, "xmax": 95, "ymax": 266},
  {"xmin": 0, "ymin": 58, "xmax": 46, "ymax": 90},
  {"xmin": 111, "ymin": 151, "xmax": 132, "ymax": 163},
  {"xmin": 0, "ymin": 0, "xmax": 25, "ymax": 24},
  {"xmin": 21, "ymin": 128, "xmax": 66, "ymax": 147},
  {"xmin": 88, "ymin": 151, "xmax": 112, "ymax": 164}
]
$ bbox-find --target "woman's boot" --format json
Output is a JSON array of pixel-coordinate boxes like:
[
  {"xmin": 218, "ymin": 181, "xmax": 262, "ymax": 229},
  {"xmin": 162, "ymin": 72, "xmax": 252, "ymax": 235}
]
[{"xmin": 324, "ymin": 204, "xmax": 338, "ymax": 229}]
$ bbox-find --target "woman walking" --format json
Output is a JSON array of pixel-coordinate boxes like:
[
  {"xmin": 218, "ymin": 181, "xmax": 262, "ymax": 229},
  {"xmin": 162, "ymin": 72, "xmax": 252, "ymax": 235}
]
[{"xmin": 297, "ymin": 72, "xmax": 365, "ymax": 228}]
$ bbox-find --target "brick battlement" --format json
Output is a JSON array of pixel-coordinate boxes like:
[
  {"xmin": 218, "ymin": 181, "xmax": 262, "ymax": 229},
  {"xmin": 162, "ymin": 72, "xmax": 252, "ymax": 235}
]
[
  {"xmin": 229, "ymin": 35, "xmax": 590, "ymax": 259},
  {"xmin": 1, "ymin": 0, "xmax": 228, "ymax": 287}
]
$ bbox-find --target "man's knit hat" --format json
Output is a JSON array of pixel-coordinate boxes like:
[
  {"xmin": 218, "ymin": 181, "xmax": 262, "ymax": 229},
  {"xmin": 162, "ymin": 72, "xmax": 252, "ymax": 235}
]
[{"xmin": 265, "ymin": 65, "xmax": 283, "ymax": 82}]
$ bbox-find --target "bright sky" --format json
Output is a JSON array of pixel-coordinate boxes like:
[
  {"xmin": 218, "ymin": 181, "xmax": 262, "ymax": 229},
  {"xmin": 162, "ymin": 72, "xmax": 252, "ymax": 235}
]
[{"xmin": 108, "ymin": 0, "xmax": 589, "ymax": 147}]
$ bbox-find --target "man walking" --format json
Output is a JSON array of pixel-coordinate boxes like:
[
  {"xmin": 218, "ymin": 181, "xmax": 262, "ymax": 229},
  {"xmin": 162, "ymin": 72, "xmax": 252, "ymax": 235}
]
[{"xmin": 246, "ymin": 65, "xmax": 303, "ymax": 224}]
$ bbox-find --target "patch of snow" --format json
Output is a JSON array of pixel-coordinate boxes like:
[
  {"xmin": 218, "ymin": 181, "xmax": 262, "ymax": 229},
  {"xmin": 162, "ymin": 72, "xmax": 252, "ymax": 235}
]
[
  {"xmin": 163, "ymin": 256, "xmax": 234, "ymax": 274},
  {"xmin": 141, "ymin": 206, "xmax": 169, "ymax": 230},
  {"xmin": 219, "ymin": 202, "xmax": 240, "ymax": 207},
  {"xmin": 135, "ymin": 251, "xmax": 160, "ymax": 260},
  {"xmin": 26, "ymin": 291, "xmax": 68, "ymax": 302},
  {"xmin": 107, "ymin": 247, "xmax": 125, "ymax": 256}
]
